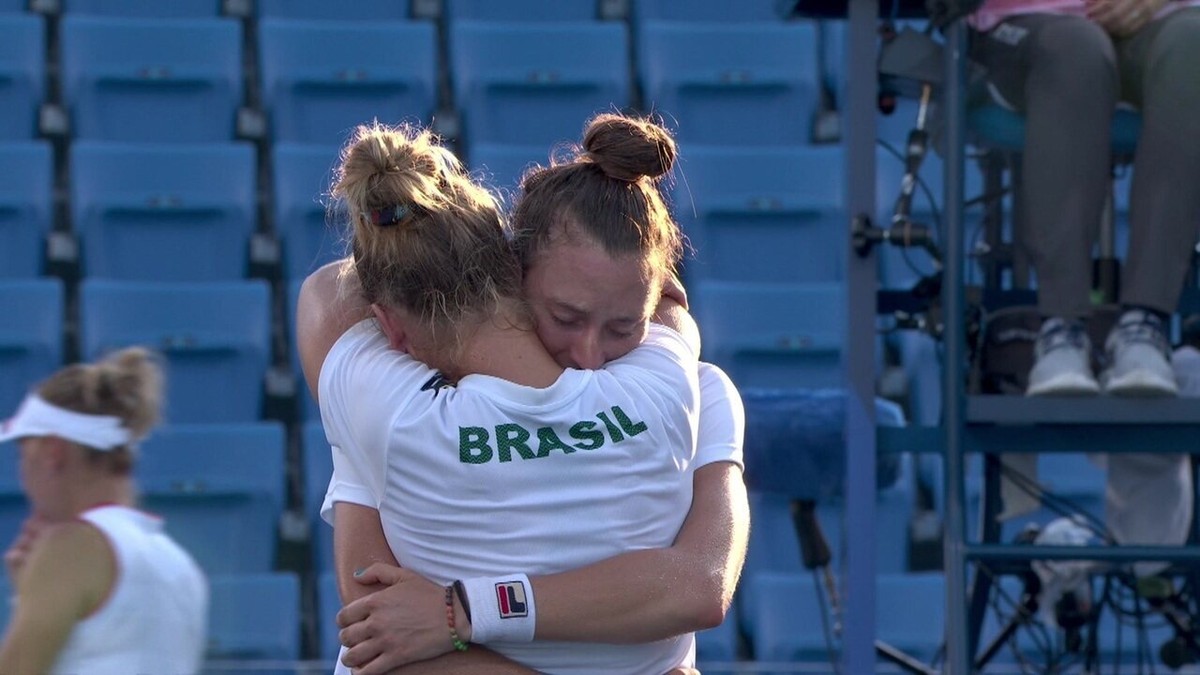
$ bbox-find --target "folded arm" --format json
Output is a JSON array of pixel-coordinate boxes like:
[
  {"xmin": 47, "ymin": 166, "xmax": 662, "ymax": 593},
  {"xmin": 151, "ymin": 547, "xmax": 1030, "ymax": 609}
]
[{"xmin": 337, "ymin": 460, "xmax": 749, "ymax": 674}]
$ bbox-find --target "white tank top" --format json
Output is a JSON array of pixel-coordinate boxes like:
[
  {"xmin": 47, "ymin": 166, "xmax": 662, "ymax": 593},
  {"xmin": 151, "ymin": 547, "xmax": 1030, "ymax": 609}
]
[{"xmin": 50, "ymin": 505, "xmax": 208, "ymax": 675}]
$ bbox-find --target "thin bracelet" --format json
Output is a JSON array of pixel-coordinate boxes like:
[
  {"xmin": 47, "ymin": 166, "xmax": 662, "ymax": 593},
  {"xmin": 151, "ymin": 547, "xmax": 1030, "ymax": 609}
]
[
  {"xmin": 445, "ymin": 585, "xmax": 469, "ymax": 652},
  {"xmin": 452, "ymin": 579, "xmax": 472, "ymax": 622}
]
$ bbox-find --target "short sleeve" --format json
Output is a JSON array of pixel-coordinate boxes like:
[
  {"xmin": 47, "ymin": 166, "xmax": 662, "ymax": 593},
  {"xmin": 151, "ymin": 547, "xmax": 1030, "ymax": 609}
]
[
  {"xmin": 317, "ymin": 320, "xmax": 440, "ymax": 520},
  {"xmin": 694, "ymin": 362, "xmax": 745, "ymax": 470}
]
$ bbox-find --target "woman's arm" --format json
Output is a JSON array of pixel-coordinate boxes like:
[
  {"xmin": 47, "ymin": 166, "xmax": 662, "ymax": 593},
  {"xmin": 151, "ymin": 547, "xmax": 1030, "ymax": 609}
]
[
  {"xmin": 532, "ymin": 461, "xmax": 748, "ymax": 641},
  {"xmin": 339, "ymin": 461, "xmax": 749, "ymax": 675},
  {"xmin": 333, "ymin": 504, "xmax": 540, "ymax": 674},
  {"xmin": 0, "ymin": 522, "xmax": 114, "ymax": 675},
  {"xmin": 296, "ymin": 260, "xmax": 372, "ymax": 403}
]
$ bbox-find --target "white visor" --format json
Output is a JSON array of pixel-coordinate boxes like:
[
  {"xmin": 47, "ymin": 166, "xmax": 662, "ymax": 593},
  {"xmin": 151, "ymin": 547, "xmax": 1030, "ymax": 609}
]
[{"xmin": 0, "ymin": 394, "xmax": 133, "ymax": 450}]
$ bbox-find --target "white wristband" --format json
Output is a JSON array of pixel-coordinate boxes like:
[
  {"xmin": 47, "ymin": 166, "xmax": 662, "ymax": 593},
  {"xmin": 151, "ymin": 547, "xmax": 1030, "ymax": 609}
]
[{"xmin": 460, "ymin": 573, "xmax": 536, "ymax": 644}]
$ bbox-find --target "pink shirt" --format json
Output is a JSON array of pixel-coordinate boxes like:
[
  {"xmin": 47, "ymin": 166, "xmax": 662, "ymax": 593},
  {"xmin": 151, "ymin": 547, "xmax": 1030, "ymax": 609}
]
[{"xmin": 971, "ymin": 0, "xmax": 1197, "ymax": 32}]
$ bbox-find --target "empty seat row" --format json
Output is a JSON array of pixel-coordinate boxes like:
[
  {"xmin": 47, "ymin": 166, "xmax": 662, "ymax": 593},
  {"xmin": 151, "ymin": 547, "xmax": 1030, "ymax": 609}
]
[
  {"xmin": 1, "ymin": 0, "xmax": 787, "ymax": 21},
  {"xmin": 0, "ymin": 421, "xmax": 285, "ymax": 574},
  {"xmin": 21, "ymin": 15, "xmax": 822, "ymax": 148},
  {"xmin": 0, "ymin": 278, "xmax": 271, "ymax": 423}
]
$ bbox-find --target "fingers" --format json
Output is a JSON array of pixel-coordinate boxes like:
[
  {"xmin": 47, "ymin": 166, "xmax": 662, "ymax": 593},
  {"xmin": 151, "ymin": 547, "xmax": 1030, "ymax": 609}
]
[
  {"xmin": 354, "ymin": 562, "xmax": 407, "ymax": 586},
  {"xmin": 336, "ymin": 594, "xmax": 371, "ymax": 629}
]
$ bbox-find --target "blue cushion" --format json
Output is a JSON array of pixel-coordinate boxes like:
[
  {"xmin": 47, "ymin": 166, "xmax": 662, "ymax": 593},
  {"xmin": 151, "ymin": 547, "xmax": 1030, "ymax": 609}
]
[{"xmin": 969, "ymin": 104, "xmax": 1141, "ymax": 156}]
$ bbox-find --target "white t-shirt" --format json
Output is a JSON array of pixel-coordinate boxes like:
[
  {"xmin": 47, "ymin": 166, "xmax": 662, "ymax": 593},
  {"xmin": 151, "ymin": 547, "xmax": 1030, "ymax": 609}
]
[
  {"xmin": 320, "ymin": 361, "xmax": 744, "ymax": 524},
  {"xmin": 319, "ymin": 320, "xmax": 704, "ymax": 675},
  {"xmin": 50, "ymin": 505, "xmax": 208, "ymax": 675}
]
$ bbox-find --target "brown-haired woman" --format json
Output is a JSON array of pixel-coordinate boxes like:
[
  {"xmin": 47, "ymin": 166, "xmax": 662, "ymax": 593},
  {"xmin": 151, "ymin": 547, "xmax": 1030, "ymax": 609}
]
[
  {"xmin": 324, "ymin": 114, "xmax": 745, "ymax": 675},
  {"xmin": 0, "ymin": 348, "xmax": 208, "ymax": 675},
  {"xmin": 297, "ymin": 119, "xmax": 706, "ymax": 674}
]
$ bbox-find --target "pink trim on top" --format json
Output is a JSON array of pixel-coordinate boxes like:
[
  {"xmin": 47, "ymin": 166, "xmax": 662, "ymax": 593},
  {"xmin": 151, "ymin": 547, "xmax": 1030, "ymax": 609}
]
[{"xmin": 971, "ymin": 0, "xmax": 1200, "ymax": 32}]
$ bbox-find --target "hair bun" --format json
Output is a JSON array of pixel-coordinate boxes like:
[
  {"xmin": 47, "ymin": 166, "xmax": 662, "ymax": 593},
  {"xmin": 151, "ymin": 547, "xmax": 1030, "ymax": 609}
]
[{"xmin": 582, "ymin": 113, "xmax": 677, "ymax": 182}]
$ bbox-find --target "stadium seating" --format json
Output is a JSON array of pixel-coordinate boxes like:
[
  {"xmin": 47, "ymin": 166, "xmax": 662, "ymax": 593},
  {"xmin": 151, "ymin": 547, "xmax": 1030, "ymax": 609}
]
[
  {"xmin": 691, "ymin": 280, "xmax": 845, "ymax": 390},
  {"xmin": 270, "ymin": 143, "xmax": 343, "ymax": 280},
  {"xmin": 467, "ymin": 142, "xmax": 549, "ymax": 197},
  {"xmin": 78, "ymin": 279, "xmax": 271, "ymax": 423},
  {"xmin": 60, "ymin": 15, "xmax": 242, "ymax": 142},
  {"xmin": 0, "ymin": 141, "xmax": 52, "ymax": 278},
  {"xmin": 0, "ymin": 278, "xmax": 63, "ymax": 418},
  {"xmin": 138, "ymin": 422, "xmax": 286, "ymax": 574},
  {"xmin": 316, "ymin": 571, "xmax": 341, "ymax": 661},
  {"xmin": 0, "ymin": 13, "xmax": 44, "ymax": 140},
  {"xmin": 208, "ymin": 572, "xmax": 302, "ymax": 660},
  {"xmin": 637, "ymin": 21, "xmax": 820, "ymax": 146},
  {"xmin": 288, "ymin": 278, "xmax": 321, "ymax": 422},
  {"xmin": 0, "ymin": 279, "xmax": 64, "ymax": 563},
  {"xmin": 748, "ymin": 571, "xmax": 946, "ymax": 663},
  {"xmin": 744, "ymin": 571, "xmax": 832, "ymax": 661},
  {"xmin": 257, "ymin": 0, "xmax": 412, "ymax": 20},
  {"xmin": 64, "ymin": 0, "xmax": 224, "ymax": 17},
  {"xmin": 443, "ymin": 0, "xmax": 598, "ymax": 21},
  {"xmin": 449, "ymin": 21, "xmax": 630, "ymax": 149},
  {"xmin": 69, "ymin": 141, "xmax": 256, "ymax": 281},
  {"xmin": 632, "ymin": 0, "xmax": 784, "ymax": 23},
  {"xmin": 673, "ymin": 144, "xmax": 846, "ymax": 284},
  {"xmin": 876, "ymin": 572, "xmax": 946, "ymax": 662},
  {"xmin": 259, "ymin": 19, "xmax": 438, "ymax": 144},
  {"xmin": 303, "ymin": 420, "xmax": 334, "ymax": 574}
]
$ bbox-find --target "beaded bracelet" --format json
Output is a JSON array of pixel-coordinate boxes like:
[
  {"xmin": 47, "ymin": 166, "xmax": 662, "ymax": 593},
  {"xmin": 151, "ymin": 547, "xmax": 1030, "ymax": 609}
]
[{"xmin": 445, "ymin": 585, "xmax": 470, "ymax": 652}]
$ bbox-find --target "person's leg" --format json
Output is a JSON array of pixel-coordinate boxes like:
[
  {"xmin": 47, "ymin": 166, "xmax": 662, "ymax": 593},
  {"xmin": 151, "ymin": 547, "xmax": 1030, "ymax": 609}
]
[
  {"xmin": 971, "ymin": 15, "xmax": 1117, "ymax": 395},
  {"xmin": 1103, "ymin": 8, "xmax": 1200, "ymax": 395}
]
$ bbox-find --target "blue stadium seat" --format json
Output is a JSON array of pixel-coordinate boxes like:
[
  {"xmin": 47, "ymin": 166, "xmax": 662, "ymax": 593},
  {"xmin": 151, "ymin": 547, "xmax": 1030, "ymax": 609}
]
[
  {"xmin": 748, "ymin": 571, "xmax": 945, "ymax": 663},
  {"xmin": 64, "ymin": 0, "xmax": 223, "ymax": 17},
  {"xmin": 60, "ymin": 16, "xmax": 242, "ymax": 142},
  {"xmin": 303, "ymin": 420, "xmax": 334, "ymax": 574},
  {"xmin": 638, "ymin": 21, "xmax": 819, "ymax": 146},
  {"xmin": 259, "ymin": 19, "xmax": 437, "ymax": 144},
  {"xmin": 317, "ymin": 571, "xmax": 341, "ymax": 661},
  {"xmin": 0, "ymin": 278, "xmax": 63, "ymax": 417},
  {"xmin": 444, "ymin": 0, "xmax": 597, "ymax": 21},
  {"xmin": 876, "ymin": 572, "xmax": 945, "ymax": 662},
  {"xmin": 78, "ymin": 280, "xmax": 271, "ymax": 423},
  {"xmin": 745, "ymin": 571, "xmax": 832, "ymax": 661},
  {"xmin": 288, "ymin": 278, "xmax": 321, "ymax": 422},
  {"xmin": 450, "ymin": 21, "xmax": 630, "ymax": 149},
  {"xmin": 696, "ymin": 611, "xmax": 742, "ymax": 663},
  {"xmin": 468, "ymin": 143, "xmax": 549, "ymax": 198},
  {"xmin": 691, "ymin": 280, "xmax": 845, "ymax": 390},
  {"xmin": 0, "ymin": 141, "xmax": 52, "ymax": 278},
  {"xmin": 632, "ymin": 0, "xmax": 783, "ymax": 22},
  {"xmin": 257, "ymin": 0, "xmax": 411, "ymax": 20},
  {"xmin": 0, "ymin": 14, "xmax": 44, "ymax": 140},
  {"xmin": 138, "ymin": 423, "xmax": 286, "ymax": 574},
  {"xmin": 0, "ymin": 279, "xmax": 63, "ymax": 556},
  {"xmin": 70, "ymin": 141, "xmax": 256, "ymax": 281},
  {"xmin": 208, "ymin": 572, "xmax": 301, "ymax": 660},
  {"xmin": 740, "ymin": 457, "xmax": 916, "ymax": 633},
  {"xmin": 271, "ymin": 143, "xmax": 343, "ymax": 280},
  {"xmin": 674, "ymin": 144, "xmax": 845, "ymax": 284}
]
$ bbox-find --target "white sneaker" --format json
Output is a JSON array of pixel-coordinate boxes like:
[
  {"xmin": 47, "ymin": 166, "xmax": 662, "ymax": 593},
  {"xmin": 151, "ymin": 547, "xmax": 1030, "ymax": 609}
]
[
  {"xmin": 1026, "ymin": 317, "xmax": 1100, "ymax": 397},
  {"xmin": 1102, "ymin": 309, "xmax": 1179, "ymax": 397}
]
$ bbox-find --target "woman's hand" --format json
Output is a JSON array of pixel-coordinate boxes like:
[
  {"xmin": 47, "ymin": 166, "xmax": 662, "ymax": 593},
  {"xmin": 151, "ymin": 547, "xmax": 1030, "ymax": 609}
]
[
  {"xmin": 337, "ymin": 563, "xmax": 472, "ymax": 674},
  {"xmin": 4, "ymin": 516, "xmax": 49, "ymax": 582}
]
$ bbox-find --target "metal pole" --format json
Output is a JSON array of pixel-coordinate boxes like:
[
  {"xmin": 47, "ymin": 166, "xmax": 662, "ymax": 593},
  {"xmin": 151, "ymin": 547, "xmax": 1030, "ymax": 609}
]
[
  {"xmin": 941, "ymin": 17, "xmax": 971, "ymax": 675},
  {"xmin": 844, "ymin": 0, "xmax": 879, "ymax": 670}
]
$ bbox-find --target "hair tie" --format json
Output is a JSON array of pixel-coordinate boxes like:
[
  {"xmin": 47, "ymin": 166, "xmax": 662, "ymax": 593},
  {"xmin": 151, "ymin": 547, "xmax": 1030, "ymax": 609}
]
[{"xmin": 367, "ymin": 204, "xmax": 412, "ymax": 227}]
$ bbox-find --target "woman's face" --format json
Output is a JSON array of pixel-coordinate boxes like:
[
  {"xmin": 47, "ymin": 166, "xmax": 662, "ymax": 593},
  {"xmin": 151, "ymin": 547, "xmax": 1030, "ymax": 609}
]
[{"xmin": 523, "ymin": 238, "xmax": 658, "ymax": 370}]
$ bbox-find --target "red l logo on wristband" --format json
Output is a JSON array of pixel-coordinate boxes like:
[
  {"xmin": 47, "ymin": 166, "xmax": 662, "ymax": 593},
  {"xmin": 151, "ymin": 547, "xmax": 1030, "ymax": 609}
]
[{"xmin": 495, "ymin": 581, "xmax": 528, "ymax": 618}]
